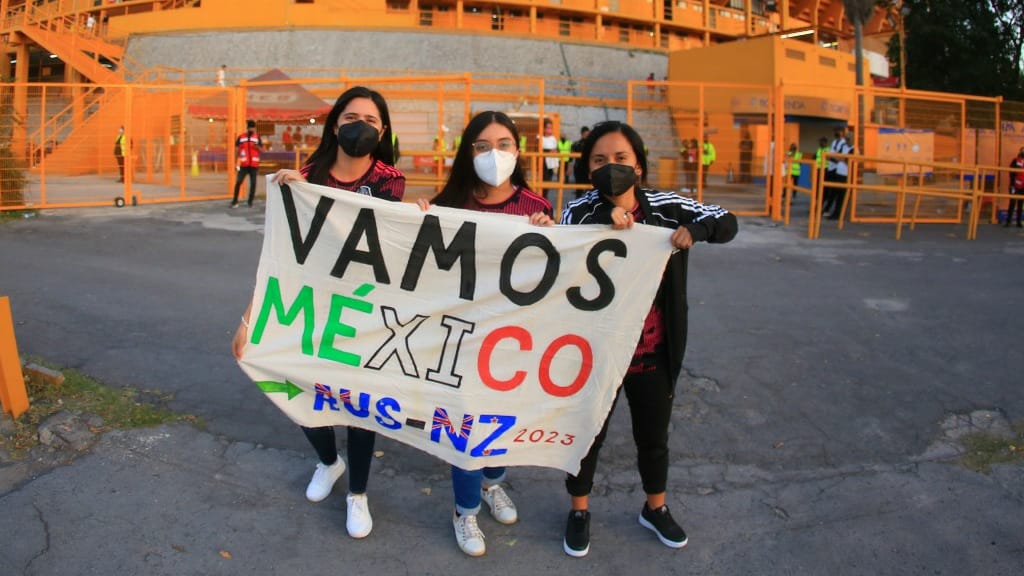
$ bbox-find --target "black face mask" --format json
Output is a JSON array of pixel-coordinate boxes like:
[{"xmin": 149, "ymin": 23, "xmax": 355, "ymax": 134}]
[
  {"xmin": 591, "ymin": 163, "xmax": 637, "ymax": 197},
  {"xmin": 337, "ymin": 121, "xmax": 379, "ymax": 158}
]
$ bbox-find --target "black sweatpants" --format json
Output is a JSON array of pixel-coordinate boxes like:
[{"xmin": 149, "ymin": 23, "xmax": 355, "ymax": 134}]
[
  {"xmin": 232, "ymin": 166, "xmax": 258, "ymax": 206},
  {"xmin": 822, "ymin": 170, "xmax": 847, "ymax": 215},
  {"xmin": 565, "ymin": 364, "xmax": 674, "ymax": 497},
  {"xmin": 1007, "ymin": 189, "xmax": 1023, "ymax": 225}
]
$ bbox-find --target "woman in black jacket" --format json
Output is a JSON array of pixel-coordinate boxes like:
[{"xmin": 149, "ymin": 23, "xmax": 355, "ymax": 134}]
[{"xmin": 558, "ymin": 121, "xmax": 737, "ymax": 558}]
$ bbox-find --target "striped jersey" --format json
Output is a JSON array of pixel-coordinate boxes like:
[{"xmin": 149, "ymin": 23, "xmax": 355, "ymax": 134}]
[
  {"xmin": 466, "ymin": 186, "xmax": 552, "ymax": 217},
  {"xmin": 302, "ymin": 159, "xmax": 406, "ymax": 202}
]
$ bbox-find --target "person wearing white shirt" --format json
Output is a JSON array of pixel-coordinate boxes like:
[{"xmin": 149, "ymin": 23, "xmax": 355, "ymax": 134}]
[
  {"xmin": 823, "ymin": 129, "xmax": 853, "ymax": 220},
  {"xmin": 541, "ymin": 118, "xmax": 559, "ymax": 204}
]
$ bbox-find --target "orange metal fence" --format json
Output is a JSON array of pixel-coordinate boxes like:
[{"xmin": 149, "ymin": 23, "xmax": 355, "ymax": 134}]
[{"xmin": 4, "ymin": 72, "xmax": 1024, "ymax": 240}]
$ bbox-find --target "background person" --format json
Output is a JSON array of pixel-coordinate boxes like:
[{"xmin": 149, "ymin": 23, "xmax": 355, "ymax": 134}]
[
  {"xmin": 785, "ymin": 143, "xmax": 802, "ymax": 201},
  {"xmin": 231, "ymin": 120, "xmax": 261, "ymax": 208},
  {"xmin": 570, "ymin": 126, "xmax": 590, "ymax": 192},
  {"xmin": 282, "ymin": 125, "xmax": 294, "ymax": 152},
  {"xmin": 232, "ymin": 86, "xmax": 404, "ymax": 540},
  {"xmin": 701, "ymin": 135, "xmax": 716, "ymax": 188},
  {"xmin": 822, "ymin": 129, "xmax": 853, "ymax": 220},
  {"xmin": 558, "ymin": 132, "xmax": 573, "ymax": 183},
  {"xmin": 113, "ymin": 125, "xmax": 127, "ymax": 182},
  {"xmin": 541, "ymin": 118, "xmax": 559, "ymax": 204},
  {"xmin": 559, "ymin": 120, "xmax": 737, "ymax": 558},
  {"xmin": 426, "ymin": 110, "xmax": 553, "ymax": 557},
  {"xmin": 1007, "ymin": 147, "xmax": 1024, "ymax": 228}
]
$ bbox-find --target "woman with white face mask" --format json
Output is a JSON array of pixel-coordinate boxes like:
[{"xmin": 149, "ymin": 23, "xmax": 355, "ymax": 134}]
[
  {"xmin": 430, "ymin": 111, "xmax": 552, "ymax": 222},
  {"xmin": 424, "ymin": 111, "xmax": 553, "ymax": 556}
]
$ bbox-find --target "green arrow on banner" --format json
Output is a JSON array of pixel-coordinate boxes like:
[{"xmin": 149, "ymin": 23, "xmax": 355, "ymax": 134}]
[{"xmin": 255, "ymin": 380, "xmax": 304, "ymax": 400}]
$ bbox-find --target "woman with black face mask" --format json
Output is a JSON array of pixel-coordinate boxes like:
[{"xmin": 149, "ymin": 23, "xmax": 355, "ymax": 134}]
[
  {"xmin": 270, "ymin": 85, "xmax": 404, "ymax": 201},
  {"xmin": 558, "ymin": 121, "xmax": 737, "ymax": 558},
  {"xmin": 232, "ymin": 86, "xmax": 404, "ymax": 542}
]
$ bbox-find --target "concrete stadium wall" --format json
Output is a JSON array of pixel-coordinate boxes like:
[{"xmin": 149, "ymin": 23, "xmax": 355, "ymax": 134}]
[
  {"xmin": 128, "ymin": 30, "xmax": 675, "ymax": 161},
  {"xmin": 126, "ymin": 30, "xmax": 667, "ymax": 83}
]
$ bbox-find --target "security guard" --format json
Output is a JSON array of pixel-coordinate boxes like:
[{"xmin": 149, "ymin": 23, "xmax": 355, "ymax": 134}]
[
  {"xmin": 557, "ymin": 134, "xmax": 573, "ymax": 182},
  {"xmin": 701, "ymin": 136, "xmax": 716, "ymax": 187},
  {"xmin": 787, "ymin": 143, "xmax": 803, "ymax": 198}
]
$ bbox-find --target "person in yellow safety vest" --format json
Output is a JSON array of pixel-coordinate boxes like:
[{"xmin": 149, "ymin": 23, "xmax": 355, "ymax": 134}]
[
  {"xmin": 814, "ymin": 137, "xmax": 828, "ymax": 170},
  {"xmin": 785, "ymin": 143, "xmax": 803, "ymax": 201},
  {"xmin": 701, "ymin": 137, "xmax": 716, "ymax": 187},
  {"xmin": 114, "ymin": 125, "xmax": 128, "ymax": 182},
  {"xmin": 392, "ymin": 131, "xmax": 401, "ymax": 163},
  {"xmin": 557, "ymin": 134, "xmax": 573, "ymax": 182},
  {"xmin": 432, "ymin": 134, "xmax": 446, "ymax": 162}
]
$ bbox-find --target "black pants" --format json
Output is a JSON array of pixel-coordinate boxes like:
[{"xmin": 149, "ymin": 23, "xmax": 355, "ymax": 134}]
[
  {"xmin": 302, "ymin": 426, "xmax": 376, "ymax": 494},
  {"xmin": 1007, "ymin": 191, "xmax": 1023, "ymax": 225},
  {"xmin": 565, "ymin": 365, "xmax": 673, "ymax": 497},
  {"xmin": 543, "ymin": 165, "xmax": 558, "ymax": 204},
  {"xmin": 115, "ymin": 155, "xmax": 124, "ymax": 181},
  {"xmin": 823, "ymin": 170, "xmax": 847, "ymax": 215},
  {"xmin": 232, "ymin": 166, "xmax": 258, "ymax": 206}
]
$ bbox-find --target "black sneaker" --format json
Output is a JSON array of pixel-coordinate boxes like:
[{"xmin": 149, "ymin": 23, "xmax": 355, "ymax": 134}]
[
  {"xmin": 639, "ymin": 504, "xmax": 688, "ymax": 548},
  {"xmin": 563, "ymin": 510, "xmax": 590, "ymax": 558}
]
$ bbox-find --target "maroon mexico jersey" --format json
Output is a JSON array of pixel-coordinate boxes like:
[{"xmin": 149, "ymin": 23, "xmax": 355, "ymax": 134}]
[
  {"xmin": 302, "ymin": 159, "xmax": 406, "ymax": 201},
  {"xmin": 465, "ymin": 186, "xmax": 552, "ymax": 217}
]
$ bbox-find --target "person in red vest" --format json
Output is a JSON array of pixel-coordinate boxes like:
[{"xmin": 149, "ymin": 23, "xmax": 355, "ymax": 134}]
[
  {"xmin": 282, "ymin": 125, "xmax": 294, "ymax": 152},
  {"xmin": 1007, "ymin": 147, "xmax": 1024, "ymax": 228},
  {"xmin": 231, "ymin": 120, "xmax": 261, "ymax": 208}
]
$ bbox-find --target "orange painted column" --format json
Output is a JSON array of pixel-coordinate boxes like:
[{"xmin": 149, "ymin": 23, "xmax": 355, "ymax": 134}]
[
  {"xmin": 0, "ymin": 296, "xmax": 29, "ymax": 419},
  {"xmin": 13, "ymin": 41, "xmax": 29, "ymax": 165}
]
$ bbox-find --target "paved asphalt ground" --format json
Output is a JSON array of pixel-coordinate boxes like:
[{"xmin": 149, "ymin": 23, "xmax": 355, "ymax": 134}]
[{"xmin": 1, "ymin": 199, "xmax": 1022, "ymax": 575}]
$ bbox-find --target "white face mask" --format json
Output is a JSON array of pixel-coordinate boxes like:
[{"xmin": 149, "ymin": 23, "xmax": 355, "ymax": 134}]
[{"xmin": 472, "ymin": 149, "xmax": 518, "ymax": 187}]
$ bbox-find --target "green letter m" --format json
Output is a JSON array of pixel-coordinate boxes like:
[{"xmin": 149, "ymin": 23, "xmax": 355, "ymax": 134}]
[{"xmin": 251, "ymin": 276, "xmax": 316, "ymax": 356}]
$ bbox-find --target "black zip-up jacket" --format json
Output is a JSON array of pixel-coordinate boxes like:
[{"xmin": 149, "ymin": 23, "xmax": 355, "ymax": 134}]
[{"xmin": 560, "ymin": 188, "xmax": 738, "ymax": 395}]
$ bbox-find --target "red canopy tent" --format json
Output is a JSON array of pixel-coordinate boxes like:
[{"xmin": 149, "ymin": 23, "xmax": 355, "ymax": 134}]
[{"xmin": 188, "ymin": 69, "xmax": 332, "ymax": 121}]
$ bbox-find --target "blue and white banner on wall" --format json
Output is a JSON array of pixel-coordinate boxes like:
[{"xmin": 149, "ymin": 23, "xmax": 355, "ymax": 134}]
[{"xmin": 237, "ymin": 180, "xmax": 674, "ymax": 474}]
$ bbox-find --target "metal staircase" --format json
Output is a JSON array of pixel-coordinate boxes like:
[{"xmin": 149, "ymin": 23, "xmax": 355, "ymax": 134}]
[{"xmin": 13, "ymin": 6, "xmax": 126, "ymax": 85}]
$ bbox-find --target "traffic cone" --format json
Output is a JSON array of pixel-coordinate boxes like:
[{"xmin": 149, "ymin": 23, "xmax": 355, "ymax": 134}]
[{"xmin": 191, "ymin": 151, "xmax": 200, "ymax": 176}]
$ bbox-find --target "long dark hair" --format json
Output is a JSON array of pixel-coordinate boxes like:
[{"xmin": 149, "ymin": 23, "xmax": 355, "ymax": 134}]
[
  {"xmin": 572, "ymin": 120, "xmax": 648, "ymax": 186},
  {"xmin": 304, "ymin": 86, "xmax": 395, "ymax": 185},
  {"xmin": 432, "ymin": 111, "xmax": 529, "ymax": 208}
]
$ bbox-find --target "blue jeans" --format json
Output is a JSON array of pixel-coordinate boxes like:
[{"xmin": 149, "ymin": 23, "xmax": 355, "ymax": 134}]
[{"xmin": 452, "ymin": 466, "xmax": 506, "ymax": 516}]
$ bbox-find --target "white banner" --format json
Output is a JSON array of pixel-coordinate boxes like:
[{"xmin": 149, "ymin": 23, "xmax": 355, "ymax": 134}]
[{"xmin": 238, "ymin": 180, "xmax": 674, "ymax": 474}]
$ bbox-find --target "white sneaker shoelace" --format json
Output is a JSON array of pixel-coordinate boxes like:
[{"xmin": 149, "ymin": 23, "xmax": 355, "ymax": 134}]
[
  {"xmin": 453, "ymin": 513, "xmax": 486, "ymax": 557},
  {"xmin": 482, "ymin": 485, "xmax": 518, "ymax": 524}
]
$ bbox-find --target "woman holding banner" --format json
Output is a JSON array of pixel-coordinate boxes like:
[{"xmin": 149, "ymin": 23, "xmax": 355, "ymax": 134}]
[
  {"xmin": 425, "ymin": 111, "xmax": 554, "ymax": 556},
  {"xmin": 558, "ymin": 121, "xmax": 737, "ymax": 558},
  {"xmin": 232, "ymin": 86, "xmax": 403, "ymax": 540}
]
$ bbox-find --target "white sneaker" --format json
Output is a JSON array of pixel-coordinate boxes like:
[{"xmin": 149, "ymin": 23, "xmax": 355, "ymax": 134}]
[
  {"xmin": 453, "ymin": 512, "xmax": 486, "ymax": 557},
  {"xmin": 346, "ymin": 493, "xmax": 373, "ymax": 539},
  {"xmin": 481, "ymin": 484, "xmax": 518, "ymax": 525},
  {"xmin": 305, "ymin": 456, "xmax": 345, "ymax": 502}
]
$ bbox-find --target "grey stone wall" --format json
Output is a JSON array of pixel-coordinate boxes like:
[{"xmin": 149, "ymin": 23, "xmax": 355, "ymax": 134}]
[
  {"xmin": 127, "ymin": 30, "xmax": 666, "ymax": 83},
  {"xmin": 128, "ymin": 30, "xmax": 675, "ymax": 183}
]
